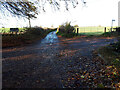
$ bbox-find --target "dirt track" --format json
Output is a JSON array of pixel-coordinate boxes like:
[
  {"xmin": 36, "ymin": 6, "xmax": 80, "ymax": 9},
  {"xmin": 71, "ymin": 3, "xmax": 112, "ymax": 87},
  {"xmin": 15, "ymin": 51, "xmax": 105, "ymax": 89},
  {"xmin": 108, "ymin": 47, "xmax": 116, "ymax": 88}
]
[{"xmin": 2, "ymin": 31, "xmax": 118, "ymax": 88}]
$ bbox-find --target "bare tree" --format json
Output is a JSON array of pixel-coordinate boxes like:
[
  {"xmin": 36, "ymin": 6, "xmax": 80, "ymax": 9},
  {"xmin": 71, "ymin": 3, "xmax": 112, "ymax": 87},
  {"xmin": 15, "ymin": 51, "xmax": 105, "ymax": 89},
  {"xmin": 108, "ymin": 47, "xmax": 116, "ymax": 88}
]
[
  {"xmin": 0, "ymin": 1, "xmax": 38, "ymax": 27},
  {"xmin": 0, "ymin": 0, "xmax": 86, "ymax": 27}
]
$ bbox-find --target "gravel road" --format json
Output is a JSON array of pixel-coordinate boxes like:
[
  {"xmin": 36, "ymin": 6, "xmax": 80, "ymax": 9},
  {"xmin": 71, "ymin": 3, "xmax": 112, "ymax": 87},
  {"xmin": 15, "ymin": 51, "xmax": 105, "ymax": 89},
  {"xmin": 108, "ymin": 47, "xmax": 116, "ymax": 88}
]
[{"xmin": 2, "ymin": 31, "xmax": 118, "ymax": 88}]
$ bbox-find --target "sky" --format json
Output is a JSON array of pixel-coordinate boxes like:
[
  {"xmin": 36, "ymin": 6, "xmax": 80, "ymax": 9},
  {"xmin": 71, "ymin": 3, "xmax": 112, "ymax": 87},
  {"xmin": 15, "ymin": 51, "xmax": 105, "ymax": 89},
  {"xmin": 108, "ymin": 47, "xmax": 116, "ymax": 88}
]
[{"xmin": 0, "ymin": 0, "xmax": 119, "ymax": 28}]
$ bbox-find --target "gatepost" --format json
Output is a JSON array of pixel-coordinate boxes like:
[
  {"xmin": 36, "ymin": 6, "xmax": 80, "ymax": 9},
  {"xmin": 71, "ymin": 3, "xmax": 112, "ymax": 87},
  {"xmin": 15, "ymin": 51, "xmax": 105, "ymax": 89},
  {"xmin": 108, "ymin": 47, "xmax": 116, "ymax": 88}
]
[
  {"xmin": 77, "ymin": 28, "xmax": 79, "ymax": 35},
  {"xmin": 104, "ymin": 27, "xmax": 106, "ymax": 33}
]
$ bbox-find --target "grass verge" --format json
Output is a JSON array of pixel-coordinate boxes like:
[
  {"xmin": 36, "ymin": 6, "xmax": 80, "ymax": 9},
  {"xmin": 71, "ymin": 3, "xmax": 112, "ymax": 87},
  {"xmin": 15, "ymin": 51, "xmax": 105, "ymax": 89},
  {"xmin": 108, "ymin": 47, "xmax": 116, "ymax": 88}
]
[
  {"xmin": 101, "ymin": 31, "xmax": 120, "ymax": 37},
  {"xmin": 97, "ymin": 42, "xmax": 120, "ymax": 81},
  {"xmin": 98, "ymin": 31, "xmax": 120, "ymax": 69},
  {"xmin": 95, "ymin": 42, "xmax": 120, "ymax": 88},
  {"xmin": 98, "ymin": 45, "xmax": 120, "ymax": 69}
]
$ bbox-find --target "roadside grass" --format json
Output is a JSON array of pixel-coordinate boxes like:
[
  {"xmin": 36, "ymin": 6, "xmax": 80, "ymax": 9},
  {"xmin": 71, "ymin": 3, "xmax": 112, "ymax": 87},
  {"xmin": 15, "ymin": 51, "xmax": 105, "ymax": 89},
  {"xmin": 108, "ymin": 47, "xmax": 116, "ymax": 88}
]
[
  {"xmin": 98, "ymin": 46, "xmax": 120, "ymax": 68},
  {"xmin": 97, "ymin": 42, "xmax": 120, "ymax": 72},
  {"xmin": 2, "ymin": 28, "xmax": 56, "ymax": 48},
  {"xmin": 101, "ymin": 32, "xmax": 120, "ymax": 37},
  {"xmin": 97, "ymin": 28, "xmax": 120, "ymax": 70},
  {"xmin": 96, "ymin": 40, "xmax": 120, "ymax": 88}
]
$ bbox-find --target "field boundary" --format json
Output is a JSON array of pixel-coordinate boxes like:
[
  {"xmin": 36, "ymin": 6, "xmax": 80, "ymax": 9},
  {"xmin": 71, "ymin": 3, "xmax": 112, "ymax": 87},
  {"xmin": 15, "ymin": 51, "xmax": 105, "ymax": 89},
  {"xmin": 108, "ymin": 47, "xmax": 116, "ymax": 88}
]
[{"xmin": 74, "ymin": 26, "xmax": 117, "ymax": 35}]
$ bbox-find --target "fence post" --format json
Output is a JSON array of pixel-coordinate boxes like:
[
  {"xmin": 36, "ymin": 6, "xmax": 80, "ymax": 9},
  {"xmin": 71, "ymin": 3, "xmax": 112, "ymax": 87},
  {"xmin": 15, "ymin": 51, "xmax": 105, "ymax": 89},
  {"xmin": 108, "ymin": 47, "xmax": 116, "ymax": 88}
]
[
  {"xmin": 104, "ymin": 27, "xmax": 106, "ymax": 33},
  {"xmin": 77, "ymin": 28, "xmax": 79, "ymax": 35}
]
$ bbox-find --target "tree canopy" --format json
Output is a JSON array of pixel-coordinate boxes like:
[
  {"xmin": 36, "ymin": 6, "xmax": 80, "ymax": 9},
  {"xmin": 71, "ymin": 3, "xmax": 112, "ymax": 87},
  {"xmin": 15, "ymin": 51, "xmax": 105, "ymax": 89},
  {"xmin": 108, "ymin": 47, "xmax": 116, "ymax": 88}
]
[
  {"xmin": 0, "ymin": 0, "xmax": 86, "ymax": 18},
  {"xmin": 0, "ymin": 0, "xmax": 86, "ymax": 27},
  {"xmin": 0, "ymin": 1, "xmax": 38, "ymax": 19}
]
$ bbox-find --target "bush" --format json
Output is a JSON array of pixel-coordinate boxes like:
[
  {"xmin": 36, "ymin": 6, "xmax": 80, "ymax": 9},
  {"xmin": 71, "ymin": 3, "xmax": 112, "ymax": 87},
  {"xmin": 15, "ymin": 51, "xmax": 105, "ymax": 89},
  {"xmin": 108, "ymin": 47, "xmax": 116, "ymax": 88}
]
[
  {"xmin": 57, "ymin": 22, "xmax": 76, "ymax": 38},
  {"xmin": 102, "ymin": 27, "xmax": 120, "ymax": 37},
  {"xmin": 24, "ymin": 27, "xmax": 44, "ymax": 36},
  {"xmin": 114, "ymin": 27, "xmax": 120, "ymax": 33},
  {"xmin": 102, "ymin": 32, "xmax": 111, "ymax": 37},
  {"xmin": 2, "ymin": 27, "xmax": 56, "ymax": 48}
]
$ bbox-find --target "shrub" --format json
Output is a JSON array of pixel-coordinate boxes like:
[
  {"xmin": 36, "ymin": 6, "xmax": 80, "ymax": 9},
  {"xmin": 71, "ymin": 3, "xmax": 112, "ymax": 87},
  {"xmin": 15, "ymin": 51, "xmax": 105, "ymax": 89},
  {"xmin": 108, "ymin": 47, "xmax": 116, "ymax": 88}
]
[
  {"xmin": 102, "ymin": 32, "xmax": 111, "ymax": 37},
  {"xmin": 114, "ymin": 27, "xmax": 120, "ymax": 33},
  {"xmin": 24, "ymin": 27, "xmax": 44, "ymax": 36},
  {"xmin": 57, "ymin": 22, "xmax": 76, "ymax": 38},
  {"xmin": 2, "ymin": 27, "xmax": 56, "ymax": 48}
]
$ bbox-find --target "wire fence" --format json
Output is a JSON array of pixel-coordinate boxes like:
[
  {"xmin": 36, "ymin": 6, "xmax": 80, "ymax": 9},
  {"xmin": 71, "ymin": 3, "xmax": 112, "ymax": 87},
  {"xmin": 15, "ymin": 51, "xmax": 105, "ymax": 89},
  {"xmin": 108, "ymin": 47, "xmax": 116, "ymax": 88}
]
[{"xmin": 74, "ymin": 26, "xmax": 116, "ymax": 35}]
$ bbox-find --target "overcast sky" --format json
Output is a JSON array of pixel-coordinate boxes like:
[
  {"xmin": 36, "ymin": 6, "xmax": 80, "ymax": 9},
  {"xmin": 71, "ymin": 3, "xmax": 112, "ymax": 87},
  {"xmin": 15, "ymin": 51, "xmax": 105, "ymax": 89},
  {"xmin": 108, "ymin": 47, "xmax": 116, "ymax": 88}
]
[{"xmin": 0, "ymin": 0, "xmax": 119, "ymax": 28}]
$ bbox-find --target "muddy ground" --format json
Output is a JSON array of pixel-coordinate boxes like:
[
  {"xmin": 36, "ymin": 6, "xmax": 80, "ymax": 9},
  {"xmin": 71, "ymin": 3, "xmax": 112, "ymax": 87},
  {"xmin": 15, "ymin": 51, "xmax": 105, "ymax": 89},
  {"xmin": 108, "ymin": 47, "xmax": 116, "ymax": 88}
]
[{"xmin": 2, "ymin": 31, "xmax": 119, "ymax": 88}]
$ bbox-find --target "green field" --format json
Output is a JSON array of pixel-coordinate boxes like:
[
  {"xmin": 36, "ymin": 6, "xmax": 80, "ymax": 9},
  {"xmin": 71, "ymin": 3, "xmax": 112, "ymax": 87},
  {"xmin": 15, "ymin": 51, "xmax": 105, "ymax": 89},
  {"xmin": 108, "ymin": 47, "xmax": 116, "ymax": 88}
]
[
  {"xmin": 0, "ymin": 26, "xmax": 117, "ymax": 35},
  {"xmin": 0, "ymin": 28, "xmax": 26, "ymax": 33},
  {"xmin": 74, "ymin": 26, "xmax": 117, "ymax": 35}
]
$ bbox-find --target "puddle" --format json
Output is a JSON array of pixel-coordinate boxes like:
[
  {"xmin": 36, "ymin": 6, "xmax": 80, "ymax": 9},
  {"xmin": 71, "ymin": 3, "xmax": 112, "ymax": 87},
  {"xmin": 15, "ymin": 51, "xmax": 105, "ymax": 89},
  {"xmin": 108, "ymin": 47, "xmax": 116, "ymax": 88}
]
[{"xmin": 41, "ymin": 30, "xmax": 59, "ymax": 44}]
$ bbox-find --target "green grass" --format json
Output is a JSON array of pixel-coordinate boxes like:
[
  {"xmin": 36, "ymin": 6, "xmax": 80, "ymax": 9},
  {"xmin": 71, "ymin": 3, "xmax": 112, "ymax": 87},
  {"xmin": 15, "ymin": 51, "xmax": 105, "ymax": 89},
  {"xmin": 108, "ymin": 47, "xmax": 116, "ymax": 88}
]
[
  {"xmin": 0, "ymin": 28, "xmax": 26, "ymax": 33},
  {"xmin": 79, "ymin": 32, "xmax": 103, "ymax": 36},
  {"xmin": 98, "ymin": 45, "xmax": 120, "ymax": 70},
  {"xmin": 74, "ymin": 26, "xmax": 117, "ymax": 35}
]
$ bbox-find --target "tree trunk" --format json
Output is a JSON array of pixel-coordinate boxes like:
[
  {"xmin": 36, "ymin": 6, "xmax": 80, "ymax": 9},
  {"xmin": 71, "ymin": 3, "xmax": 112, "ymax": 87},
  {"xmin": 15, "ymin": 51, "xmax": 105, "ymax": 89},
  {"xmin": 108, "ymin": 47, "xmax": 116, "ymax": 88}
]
[{"xmin": 28, "ymin": 17, "xmax": 31, "ymax": 28}]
